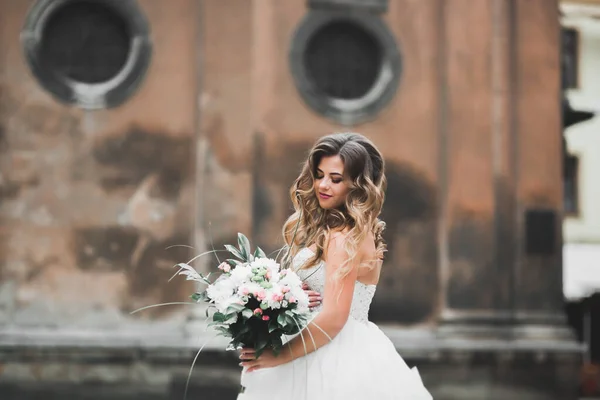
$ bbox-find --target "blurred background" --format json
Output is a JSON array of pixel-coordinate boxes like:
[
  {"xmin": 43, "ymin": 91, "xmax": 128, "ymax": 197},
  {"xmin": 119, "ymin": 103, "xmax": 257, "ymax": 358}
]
[{"xmin": 0, "ymin": 0, "xmax": 598, "ymax": 399}]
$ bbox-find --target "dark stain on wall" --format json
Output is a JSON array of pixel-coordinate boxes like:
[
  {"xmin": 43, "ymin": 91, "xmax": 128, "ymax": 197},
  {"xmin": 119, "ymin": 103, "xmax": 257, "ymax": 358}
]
[
  {"xmin": 370, "ymin": 162, "xmax": 439, "ymax": 324},
  {"xmin": 0, "ymin": 123, "xmax": 6, "ymax": 151},
  {"xmin": 447, "ymin": 214, "xmax": 496, "ymax": 310},
  {"xmin": 0, "ymin": 181, "xmax": 21, "ymax": 200},
  {"xmin": 93, "ymin": 127, "xmax": 192, "ymax": 195},
  {"xmin": 252, "ymin": 138, "xmax": 313, "ymax": 252},
  {"xmin": 73, "ymin": 227, "xmax": 140, "ymax": 271},
  {"xmin": 251, "ymin": 132, "xmax": 272, "ymax": 241},
  {"xmin": 88, "ymin": 127, "xmax": 194, "ymax": 317},
  {"xmin": 0, "ymin": 123, "xmax": 13, "ymax": 200},
  {"xmin": 124, "ymin": 233, "xmax": 193, "ymax": 318},
  {"xmin": 494, "ymin": 178, "xmax": 516, "ymax": 311},
  {"xmin": 126, "ymin": 233, "xmax": 190, "ymax": 292}
]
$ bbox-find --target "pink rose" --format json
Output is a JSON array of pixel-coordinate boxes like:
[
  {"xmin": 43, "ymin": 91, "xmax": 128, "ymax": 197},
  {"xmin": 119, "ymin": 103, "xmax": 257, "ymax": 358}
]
[
  {"xmin": 256, "ymin": 290, "xmax": 267, "ymax": 301},
  {"xmin": 288, "ymin": 296, "xmax": 297, "ymax": 303},
  {"xmin": 240, "ymin": 287, "xmax": 249, "ymax": 296},
  {"xmin": 265, "ymin": 271, "xmax": 272, "ymax": 280},
  {"xmin": 281, "ymin": 286, "xmax": 290, "ymax": 294},
  {"xmin": 271, "ymin": 293, "xmax": 284, "ymax": 302},
  {"xmin": 262, "ymin": 315, "xmax": 270, "ymax": 321},
  {"xmin": 253, "ymin": 308, "xmax": 262, "ymax": 316},
  {"xmin": 218, "ymin": 262, "xmax": 231, "ymax": 273}
]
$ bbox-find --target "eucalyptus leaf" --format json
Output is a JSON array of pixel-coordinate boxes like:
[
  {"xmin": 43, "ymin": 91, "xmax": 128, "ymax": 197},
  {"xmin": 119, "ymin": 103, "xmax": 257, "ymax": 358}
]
[
  {"xmin": 242, "ymin": 308, "xmax": 253, "ymax": 319},
  {"xmin": 237, "ymin": 233, "xmax": 251, "ymax": 260},
  {"xmin": 254, "ymin": 246, "xmax": 267, "ymax": 259},
  {"xmin": 225, "ymin": 245, "xmax": 244, "ymax": 260}
]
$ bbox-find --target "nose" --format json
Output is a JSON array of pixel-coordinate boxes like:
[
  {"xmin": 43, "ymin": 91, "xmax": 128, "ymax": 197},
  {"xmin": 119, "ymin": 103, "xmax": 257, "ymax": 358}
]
[{"xmin": 319, "ymin": 178, "xmax": 329, "ymax": 190}]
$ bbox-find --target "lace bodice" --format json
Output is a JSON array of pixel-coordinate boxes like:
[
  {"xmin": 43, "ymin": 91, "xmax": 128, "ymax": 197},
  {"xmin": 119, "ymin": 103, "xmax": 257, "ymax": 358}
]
[{"xmin": 292, "ymin": 247, "xmax": 376, "ymax": 323}]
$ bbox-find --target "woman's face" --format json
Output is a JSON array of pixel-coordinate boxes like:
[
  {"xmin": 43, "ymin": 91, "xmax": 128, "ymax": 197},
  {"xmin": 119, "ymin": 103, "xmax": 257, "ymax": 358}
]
[{"xmin": 313, "ymin": 155, "xmax": 351, "ymax": 210}]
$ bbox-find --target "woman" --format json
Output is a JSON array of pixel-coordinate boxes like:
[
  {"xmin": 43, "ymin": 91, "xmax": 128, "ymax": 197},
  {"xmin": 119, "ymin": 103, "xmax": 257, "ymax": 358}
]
[{"xmin": 238, "ymin": 133, "xmax": 433, "ymax": 399}]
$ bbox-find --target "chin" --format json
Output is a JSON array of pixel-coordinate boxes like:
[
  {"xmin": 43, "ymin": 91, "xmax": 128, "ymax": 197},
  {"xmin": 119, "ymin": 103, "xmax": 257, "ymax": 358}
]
[
  {"xmin": 318, "ymin": 202, "xmax": 330, "ymax": 209},
  {"xmin": 318, "ymin": 200, "xmax": 343, "ymax": 210}
]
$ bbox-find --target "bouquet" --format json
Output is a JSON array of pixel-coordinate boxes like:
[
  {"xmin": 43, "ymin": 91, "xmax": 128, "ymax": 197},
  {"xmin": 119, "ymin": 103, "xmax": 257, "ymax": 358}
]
[{"xmin": 175, "ymin": 233, "xmax": 311, "ymax": 358}]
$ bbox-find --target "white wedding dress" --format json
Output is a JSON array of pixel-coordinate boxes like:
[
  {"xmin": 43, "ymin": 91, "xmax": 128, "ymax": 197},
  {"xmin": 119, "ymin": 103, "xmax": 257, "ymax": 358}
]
[{"xmin": 238, "ymin": 248, "xmax": 433, "ymax": 400}]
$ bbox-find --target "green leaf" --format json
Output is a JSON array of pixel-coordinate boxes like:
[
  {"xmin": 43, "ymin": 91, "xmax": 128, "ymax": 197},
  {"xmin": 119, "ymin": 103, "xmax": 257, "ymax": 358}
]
[
  {"xmin": 285, "ymin": 314, "xmax": 295, "ymax": 326},
  {"xmin": 190, "ymin": 292, "xmax": 201, "ymax": 302},
  {"xmin": 242, "ymin": 308, "xmax": 253, "ymax": 320},
  {"xmin": 212, "ymin": 312, "xmax": 226, "ymax": 323},
  {"xmin": 224, "ymin": 313, "xmax": 238, "ymax": 323},
  {"xmin": 254, "ymin": 246, "xmax": 267, "ymax": 259},
  {"xmin": 277, "ymin": 313, "xmax": 287, "ymax": 327},
  {"xmin": 212, "ymin": 326, "xmax": 230, "ymax": 335},
  {"xmin": 268, "ymin": 318, "xmax": 280, "ymax": 333},
  {"xmin": 272, "ymin": 346, "xmax": 281, "ymax": 357},
  {"xmin": 226, "ymin": 258, "xmax": 242, "ymax": 267},
  {"xmin": 225, "ymin": 303, "xmax": 246, "ymax": 314},
  {"xmin": 237, "ymin": 233, "xmax": 251, "ymax": 260},
  {"xmin": 225, "ymin": 245, "xmax": 244, "ymax": 260},
  {"xmin": 232, "ymin": 324, "xmax": 251, "ymax": 340},
  {"xmin": 255, "ymin": 336, "xmax": 269, "ymax": 357},
  {"xmin": 271, "ymin": 336, "xmax": 283, "ymax": 356}
]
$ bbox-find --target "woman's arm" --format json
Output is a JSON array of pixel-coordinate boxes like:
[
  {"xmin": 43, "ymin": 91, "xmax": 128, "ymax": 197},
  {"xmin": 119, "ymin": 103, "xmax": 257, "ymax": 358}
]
[
  {"xmin": 240, "ymin": 233, "xmax": 359, "ymax": 372},
  {"xmin": 282, "ymin": 233, "xmax": 357, "ymax": 362}
]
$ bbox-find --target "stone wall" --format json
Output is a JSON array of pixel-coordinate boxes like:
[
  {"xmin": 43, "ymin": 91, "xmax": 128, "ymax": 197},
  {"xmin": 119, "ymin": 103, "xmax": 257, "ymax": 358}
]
[{"xmin": 0, "ymin": 0, "xmax": 200, "ymax": 330}]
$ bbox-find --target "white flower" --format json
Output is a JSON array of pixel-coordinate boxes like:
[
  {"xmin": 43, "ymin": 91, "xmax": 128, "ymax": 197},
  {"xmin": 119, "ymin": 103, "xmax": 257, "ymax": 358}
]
[
  {"xmin": 229, "ymin": 264, "xmax": 252, "ymax": 286},
  {"xmin": 263, "ymin": 283, "xmax": 286, "ymax": 309},
  {"xmin": 206, "ymin": 275, "xmax": 236, "ymax": 306},
  {"xmin": 279, "ymin": 269, "xmax": 302, "ymax": 288},
  {"xmin": 216, "ymin": 296, "xmax": 242, "ymax": 319},
  {"xmin": 250, "ymin": 257, "xmax": 281, "ymax": 282}
]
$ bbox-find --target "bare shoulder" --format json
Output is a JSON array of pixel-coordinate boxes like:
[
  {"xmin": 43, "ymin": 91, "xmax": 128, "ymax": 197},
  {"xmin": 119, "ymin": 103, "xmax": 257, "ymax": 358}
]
[
  {"xmin": 325, "ymin": 229, "xmax": 376, "ymax": 260},
  {"xmin": 325, "ymin": 227, "xmax": 350, "ymax": 247},
  {"xmin": 358, "ymin": 231, "xmax": 378, "ymax": 261}
]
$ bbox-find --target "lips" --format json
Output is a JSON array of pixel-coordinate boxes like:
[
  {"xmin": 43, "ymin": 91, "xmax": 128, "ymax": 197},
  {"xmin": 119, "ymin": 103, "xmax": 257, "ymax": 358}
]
[{"xmin": 319, "ymin": 192, "xmax": 332, "ymax": 200}]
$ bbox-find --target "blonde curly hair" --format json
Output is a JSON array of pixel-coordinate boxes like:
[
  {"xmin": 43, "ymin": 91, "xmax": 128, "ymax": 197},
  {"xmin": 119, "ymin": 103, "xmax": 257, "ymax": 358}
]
[{"xmin": 282, "ymin": 133, "xmax": 387, "ymax": 281}]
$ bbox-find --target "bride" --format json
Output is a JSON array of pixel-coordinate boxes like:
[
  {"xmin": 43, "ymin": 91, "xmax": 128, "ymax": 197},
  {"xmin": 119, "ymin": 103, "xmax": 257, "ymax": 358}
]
[{"xmin": 237, "ymin": 133, "xmax": 433, "ymax": 399}]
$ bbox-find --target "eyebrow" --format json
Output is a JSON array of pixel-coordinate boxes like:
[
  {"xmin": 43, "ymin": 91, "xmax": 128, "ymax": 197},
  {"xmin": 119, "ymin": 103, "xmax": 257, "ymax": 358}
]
[{"xmin": 316, "ymin": 168, "xmax": 343, "ymax": 177}]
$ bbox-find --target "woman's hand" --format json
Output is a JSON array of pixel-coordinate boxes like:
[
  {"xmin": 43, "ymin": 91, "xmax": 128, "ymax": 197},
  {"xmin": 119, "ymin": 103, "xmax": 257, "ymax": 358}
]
[
  {"xmin": 303, "ymin": 282, "xmax": 322, "ymax": 310},
  {"xmin": 239, "ymin": 347, "xmax": 289, "ymax": 373}
]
